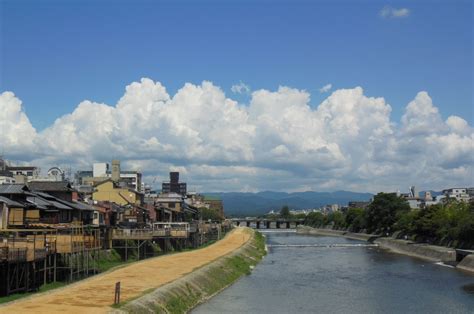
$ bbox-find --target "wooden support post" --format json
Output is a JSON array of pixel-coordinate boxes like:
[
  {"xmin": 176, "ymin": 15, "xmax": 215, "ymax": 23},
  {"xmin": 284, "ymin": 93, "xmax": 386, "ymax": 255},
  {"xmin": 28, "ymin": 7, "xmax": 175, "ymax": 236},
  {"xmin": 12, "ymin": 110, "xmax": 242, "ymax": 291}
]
[
  {"xmin": 53, "ymin": 253, "xmax": 57, "ymax": 282},
  {"xmin": 125, "ymin": 240, "xmax": 128, "ymax": 261},
  {"xmin": 43, "ymin": 257, "xmax": 47, "ymax": 285},
  {"xmin": 137, "ymin": 240, "xmax": 140, "ymax": 261},
  {"xmin": 70, "ymin": 254, "xmax": 73, "ymax": 282},
  {"xmin": 114, "ymin": 281, "xmax": 121, "ymax": 304}
]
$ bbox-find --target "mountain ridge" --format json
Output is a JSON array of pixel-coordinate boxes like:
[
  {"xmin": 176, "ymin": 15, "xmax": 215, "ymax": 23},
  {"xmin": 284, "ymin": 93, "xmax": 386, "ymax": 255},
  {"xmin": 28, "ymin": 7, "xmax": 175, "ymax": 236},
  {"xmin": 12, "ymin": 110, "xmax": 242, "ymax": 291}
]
[{"xmin": 203, "ymin": 190, "xmax": 374, "ymax": 217}]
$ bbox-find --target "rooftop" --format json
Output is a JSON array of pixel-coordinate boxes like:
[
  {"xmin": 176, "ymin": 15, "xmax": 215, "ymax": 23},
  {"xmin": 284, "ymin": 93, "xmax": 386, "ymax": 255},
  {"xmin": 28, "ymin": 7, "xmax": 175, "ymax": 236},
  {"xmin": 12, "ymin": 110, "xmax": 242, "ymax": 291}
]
[
  {"xmin": 28, "ymin": 181, "xmax": 73, "ymax": 192},
  {"xmin": 0, "ymin": 184, "xmax": 30, "ymax": 194}
]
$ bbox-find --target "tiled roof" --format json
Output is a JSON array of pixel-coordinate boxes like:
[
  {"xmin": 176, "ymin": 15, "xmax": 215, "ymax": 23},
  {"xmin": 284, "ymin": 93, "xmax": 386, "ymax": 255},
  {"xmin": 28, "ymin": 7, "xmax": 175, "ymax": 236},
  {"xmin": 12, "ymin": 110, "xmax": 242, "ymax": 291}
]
[
  {"xmin": 0, "ymin": 184, "xmax": 29, "ymax": 194},
  {"xmin": 28, "ymin": 181, "xmax": 73, "ymax": 192},
  {"xmin": 0, "ymin": 196, "xmax": 25, "ymax": 207}
]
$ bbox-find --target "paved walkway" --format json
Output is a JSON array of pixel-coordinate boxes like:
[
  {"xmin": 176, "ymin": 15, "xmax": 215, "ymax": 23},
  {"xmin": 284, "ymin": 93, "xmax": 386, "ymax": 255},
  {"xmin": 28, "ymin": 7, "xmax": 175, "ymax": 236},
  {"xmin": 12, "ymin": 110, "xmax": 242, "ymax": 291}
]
[{"xmin": 0, "ymin": 228, "xmax": 251, "ymax": 314}]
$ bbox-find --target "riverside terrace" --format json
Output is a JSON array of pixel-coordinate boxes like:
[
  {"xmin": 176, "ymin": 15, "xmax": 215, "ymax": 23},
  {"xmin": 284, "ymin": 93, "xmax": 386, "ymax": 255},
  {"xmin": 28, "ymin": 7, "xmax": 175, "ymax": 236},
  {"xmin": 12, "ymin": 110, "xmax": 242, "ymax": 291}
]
[
  {"xmin": 0, "ymin": 221, "xmax": 232, "ymax": 297},
  {"xmin": 231, "ymin": 217, "xmax": 304, "ymax": 229}
]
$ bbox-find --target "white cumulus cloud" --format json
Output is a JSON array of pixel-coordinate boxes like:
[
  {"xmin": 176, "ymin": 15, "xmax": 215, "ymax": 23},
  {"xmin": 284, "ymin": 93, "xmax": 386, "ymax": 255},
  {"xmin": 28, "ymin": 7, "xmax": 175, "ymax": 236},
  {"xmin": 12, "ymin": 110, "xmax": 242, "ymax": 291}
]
[{"xmin": 0, "ymin": 78, "xmax": 472, "ymax": 193}]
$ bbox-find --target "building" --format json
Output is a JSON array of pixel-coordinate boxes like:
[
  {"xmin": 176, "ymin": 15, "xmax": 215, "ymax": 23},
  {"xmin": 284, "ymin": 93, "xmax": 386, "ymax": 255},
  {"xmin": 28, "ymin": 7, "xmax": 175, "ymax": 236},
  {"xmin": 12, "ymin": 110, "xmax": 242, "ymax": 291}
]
[
  {"xmin": 0, "ymin": 170, "xmax": 15, "ymax": 184},
  {"xmin": 6, "ymin": 166, "xmax": 40, "ymax": 181},
  {"xmin": 186, "ymin": 192, "xmax": 209, "ymax": 209},
  {"xmin": 162, "ymin": 172, "xmax": 187, "ymax": 195},
  {"xmin": 155, "ymin": 192, "xmax": 184, "ymax": 222},
  {"xmin": 28, "ymin": 181, "xmax": 75, "ymax": 202},
  {"xmin": 442, "ymin": 188, "xmax": 470, "ymax": 202},
  {"xmin": 0, "ymin": 184, "xmax": 95, "ymax": 227},
  {"xmin": 92, "ymin": 179, "xmax": 144, "ymax": 206},
  {"xmin": 202, "ymin": 195, "xmax": 224, "ymax": 218},
  {"xmin": 45, "ymin": 167, "xmax": 66, "ymax": 181},
  {"xmin": 0, "ymin": 195, "xmax": 26, "ymax": 229},
  {"xmin": 75, "ymin": 160, "xmax": 142, "ymax": 192}
]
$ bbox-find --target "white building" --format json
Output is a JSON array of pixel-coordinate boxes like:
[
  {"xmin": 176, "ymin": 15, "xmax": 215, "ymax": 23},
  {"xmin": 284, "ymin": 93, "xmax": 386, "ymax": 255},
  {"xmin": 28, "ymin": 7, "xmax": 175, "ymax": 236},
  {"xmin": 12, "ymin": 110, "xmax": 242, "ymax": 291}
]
[
  {"xmin": 442, "ymin": 188, "xmax": 470, "ymax": 202},
  {"xmin": 84, "ymin": 162, "xmax": 143, "ymax": 192}
]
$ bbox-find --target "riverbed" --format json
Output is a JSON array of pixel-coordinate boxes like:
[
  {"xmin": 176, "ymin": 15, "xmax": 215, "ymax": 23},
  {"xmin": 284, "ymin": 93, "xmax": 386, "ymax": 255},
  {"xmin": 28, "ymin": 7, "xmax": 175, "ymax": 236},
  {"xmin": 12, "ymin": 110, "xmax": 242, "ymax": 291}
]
[{"xmin": 193, "ymin": 230, "xmax": 474, "ymax": 314}]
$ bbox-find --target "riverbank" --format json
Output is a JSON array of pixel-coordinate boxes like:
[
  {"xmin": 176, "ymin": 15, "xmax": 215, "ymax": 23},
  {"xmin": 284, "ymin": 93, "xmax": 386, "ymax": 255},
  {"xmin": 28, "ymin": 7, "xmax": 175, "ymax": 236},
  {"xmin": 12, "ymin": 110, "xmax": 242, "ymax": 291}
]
[
  {"xmin": 297, "ymin": 226, "xmax": 474, "ymax": 273},
  {"xmin": 0, "ymin": 227, "xmax": 255, "ymax": 314},
  {"xmin": 114, "ymin": 228, "xmax": 266, "ymax": 313}
]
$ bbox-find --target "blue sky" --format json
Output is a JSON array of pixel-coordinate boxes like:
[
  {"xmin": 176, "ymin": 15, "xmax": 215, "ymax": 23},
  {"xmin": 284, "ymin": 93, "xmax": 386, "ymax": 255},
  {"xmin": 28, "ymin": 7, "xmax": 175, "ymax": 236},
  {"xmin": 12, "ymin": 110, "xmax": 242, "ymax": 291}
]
[{"xmin": 1, "ymin": 0, "xmax": 472, "ymax": 130}]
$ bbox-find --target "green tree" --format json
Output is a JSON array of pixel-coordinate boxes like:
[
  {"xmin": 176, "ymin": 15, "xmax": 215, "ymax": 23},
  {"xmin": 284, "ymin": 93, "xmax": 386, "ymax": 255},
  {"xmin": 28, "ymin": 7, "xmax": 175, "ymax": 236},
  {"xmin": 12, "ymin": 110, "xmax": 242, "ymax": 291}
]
[
  {"xmin": 200, "ymin": 207, "xmax": 222, "ymax": 221},
  {"xmin": 280, "ymin": 205, "xmax": 290, "ymax": 218},
  {"xmin": 344, "ymin": 207, "xmax": 367, "ymax": 232},
  {"xmin": 393, "ymin": 209, "xmax": 417, "ymax": 234},
  {"xmin": 365, "ymin": 193, "xmax": 410, "ymax": 234},
  {"xmin": 327, "ymin": 211, "xmax": 345, "ymax": 229},
  {"xmin": 304, "ymin": 212, "xmax": 325, "ymax": 227}
]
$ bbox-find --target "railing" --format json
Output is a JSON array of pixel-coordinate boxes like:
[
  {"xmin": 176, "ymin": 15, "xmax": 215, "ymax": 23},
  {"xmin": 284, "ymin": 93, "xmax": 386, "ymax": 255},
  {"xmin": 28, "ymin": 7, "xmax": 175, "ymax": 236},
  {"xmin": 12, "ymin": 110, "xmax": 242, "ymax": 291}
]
[
  {"xmin": 7, "ymin": 248, "xmax": 27, "ymax": 263},
  {"xmin": 112, "ymin": 223, "xmax": 190, "ymax": 240},
  {"xmin": 112, "ymin": 229, "xmax": 155, "ymax": 239},
  {"xmin": 0, "ymin": 247, "xmax": 7, "ymax": 261},
  {"xmin": 33, "ymin": 249, "xmax": 47, "ymax": 260},
  {"xmin": 39, "ymin": 217, "xmax": 59, "ymax": 224},
  {"xmin": 153, "ymin": 222, "xmax": 189, "ymax": 238}
]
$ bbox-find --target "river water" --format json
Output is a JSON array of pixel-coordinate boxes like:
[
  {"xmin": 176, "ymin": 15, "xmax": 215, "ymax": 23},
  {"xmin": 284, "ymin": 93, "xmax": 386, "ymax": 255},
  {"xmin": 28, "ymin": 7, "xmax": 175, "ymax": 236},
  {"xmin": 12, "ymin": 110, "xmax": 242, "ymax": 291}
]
[{"xmin": 193, "ymin": 230, "xmax": 474, "ymax": 314}]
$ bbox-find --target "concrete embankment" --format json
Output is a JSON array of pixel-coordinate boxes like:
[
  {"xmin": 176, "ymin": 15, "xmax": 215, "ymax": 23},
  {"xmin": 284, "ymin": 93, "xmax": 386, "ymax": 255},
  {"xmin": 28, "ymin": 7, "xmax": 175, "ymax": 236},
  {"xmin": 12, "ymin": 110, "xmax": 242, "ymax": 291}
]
[
  {"xmin": 297, "ymin": 226, "xmax": 474, "ymax": 273},
  {"xmin": 297, "ymin": 225, "xmax": 377, "ymax": 242},
  {"xmin": 113, "ymin": 229, "xmax": 266, "ymax": 314},
  {"xmin": 457, "ymin": 255, "xmax": 474, "ymax": 273},
  {"xmin": 373, "ymin": 237, "xmax": 456, "ymax": 263}
]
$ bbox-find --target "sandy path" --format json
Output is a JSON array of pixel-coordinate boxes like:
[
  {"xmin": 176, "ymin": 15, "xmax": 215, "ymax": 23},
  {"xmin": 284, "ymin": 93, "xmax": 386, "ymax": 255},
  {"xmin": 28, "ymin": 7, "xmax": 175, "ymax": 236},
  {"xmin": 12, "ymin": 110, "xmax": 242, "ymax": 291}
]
[{"xmin": 0, "ymin": 228, "xmax": 250, "ymax": 314}]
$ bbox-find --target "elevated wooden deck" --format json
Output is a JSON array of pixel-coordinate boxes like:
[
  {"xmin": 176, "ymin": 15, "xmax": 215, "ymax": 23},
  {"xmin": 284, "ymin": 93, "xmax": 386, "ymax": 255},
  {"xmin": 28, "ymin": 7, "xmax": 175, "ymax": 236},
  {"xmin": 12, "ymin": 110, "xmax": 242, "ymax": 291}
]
[{"xmin": 112, "ymin": 223, "xmax": 190, "ymax": 240}]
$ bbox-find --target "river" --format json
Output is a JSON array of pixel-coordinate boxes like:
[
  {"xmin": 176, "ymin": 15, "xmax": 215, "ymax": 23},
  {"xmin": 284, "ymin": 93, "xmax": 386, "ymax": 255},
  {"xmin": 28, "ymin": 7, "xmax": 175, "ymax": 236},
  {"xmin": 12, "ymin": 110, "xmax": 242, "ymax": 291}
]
[{"xmin": 193, "ymin": 230, "xmax": 474, "ymax": 314}]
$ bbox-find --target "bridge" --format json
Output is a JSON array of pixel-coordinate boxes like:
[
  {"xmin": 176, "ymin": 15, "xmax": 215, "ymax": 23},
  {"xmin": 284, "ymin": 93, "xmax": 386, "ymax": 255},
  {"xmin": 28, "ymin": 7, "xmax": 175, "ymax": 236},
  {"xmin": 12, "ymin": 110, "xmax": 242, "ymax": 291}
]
[{"xmin": 231, "ymin": 218, "xmax": 304, "ymax": 229}]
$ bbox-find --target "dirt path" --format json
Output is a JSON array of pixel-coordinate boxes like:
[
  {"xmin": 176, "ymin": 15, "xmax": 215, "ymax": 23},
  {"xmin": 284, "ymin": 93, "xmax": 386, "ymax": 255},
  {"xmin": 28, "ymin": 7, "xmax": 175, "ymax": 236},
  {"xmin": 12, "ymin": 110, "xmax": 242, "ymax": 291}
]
[{"xmin": 0, "ymin": 228, "xmax": 251, "ymax": 314}]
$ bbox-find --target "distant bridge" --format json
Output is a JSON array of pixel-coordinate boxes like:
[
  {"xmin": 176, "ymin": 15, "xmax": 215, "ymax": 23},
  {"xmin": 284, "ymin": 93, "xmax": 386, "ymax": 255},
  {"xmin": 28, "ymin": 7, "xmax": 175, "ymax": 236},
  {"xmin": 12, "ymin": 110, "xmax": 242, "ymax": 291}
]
[{"xmin": 230, "ymin": 218, "xmax": 304, "ymax": 229}]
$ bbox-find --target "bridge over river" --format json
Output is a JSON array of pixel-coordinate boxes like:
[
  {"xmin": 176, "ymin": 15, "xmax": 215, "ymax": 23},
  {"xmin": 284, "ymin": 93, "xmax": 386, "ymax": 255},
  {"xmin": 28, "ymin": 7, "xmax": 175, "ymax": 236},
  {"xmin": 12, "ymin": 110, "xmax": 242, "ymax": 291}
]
[{"xmin": 231, "ymin": 218, "xmax": 304, "ymax": 229}]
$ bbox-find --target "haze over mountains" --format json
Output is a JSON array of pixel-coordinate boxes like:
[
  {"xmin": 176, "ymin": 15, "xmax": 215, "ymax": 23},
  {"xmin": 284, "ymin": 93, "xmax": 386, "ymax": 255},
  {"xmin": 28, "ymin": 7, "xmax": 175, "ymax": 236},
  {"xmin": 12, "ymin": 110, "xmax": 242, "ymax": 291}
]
[{"xmin": 204, "ymin": 191, "xmax": 373, "ymax": 217}]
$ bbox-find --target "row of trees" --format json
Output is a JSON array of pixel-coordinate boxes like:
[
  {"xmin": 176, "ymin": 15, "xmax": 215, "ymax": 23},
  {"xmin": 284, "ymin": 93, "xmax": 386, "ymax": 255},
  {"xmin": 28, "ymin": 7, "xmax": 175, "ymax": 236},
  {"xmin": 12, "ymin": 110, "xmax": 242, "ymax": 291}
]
[{"xmin": 304, "ymin": 193, "xmax": 474, "ymax": 248}]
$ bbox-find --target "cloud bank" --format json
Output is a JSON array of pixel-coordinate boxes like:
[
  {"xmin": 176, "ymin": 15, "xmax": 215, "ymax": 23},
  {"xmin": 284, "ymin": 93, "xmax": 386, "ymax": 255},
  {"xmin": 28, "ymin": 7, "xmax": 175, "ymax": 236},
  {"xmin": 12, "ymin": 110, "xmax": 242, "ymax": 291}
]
[{"xmin": 1, "ymin": 78, "xmax": 472, "ymax": 192}]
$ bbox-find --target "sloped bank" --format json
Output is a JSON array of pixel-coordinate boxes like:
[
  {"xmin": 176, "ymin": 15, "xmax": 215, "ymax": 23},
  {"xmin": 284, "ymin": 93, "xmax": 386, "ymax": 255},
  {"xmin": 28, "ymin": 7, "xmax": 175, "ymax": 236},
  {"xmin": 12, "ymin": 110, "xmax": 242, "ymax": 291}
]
[
  {"xmin": 297, "ymin": 226, "xmax": 474, "ymax": 273},
  {"xmin": 112, "ymin": 229, "xmax": 266, "ymax": 314},
  {"xmin": 373, "ymin": 237, "xmax": 456, "ymax": 263},
  {"xmin": 457, "ymin": 255, "xmax": 474, "ymax": 273}
]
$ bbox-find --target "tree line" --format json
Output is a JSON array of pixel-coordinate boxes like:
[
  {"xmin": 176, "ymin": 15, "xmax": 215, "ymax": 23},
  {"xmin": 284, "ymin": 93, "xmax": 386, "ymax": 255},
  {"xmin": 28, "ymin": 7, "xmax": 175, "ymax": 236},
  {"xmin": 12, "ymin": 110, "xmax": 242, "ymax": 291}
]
[{"xmin": 303, "ymin": 193, "xmax": 474, "ymax": 249}]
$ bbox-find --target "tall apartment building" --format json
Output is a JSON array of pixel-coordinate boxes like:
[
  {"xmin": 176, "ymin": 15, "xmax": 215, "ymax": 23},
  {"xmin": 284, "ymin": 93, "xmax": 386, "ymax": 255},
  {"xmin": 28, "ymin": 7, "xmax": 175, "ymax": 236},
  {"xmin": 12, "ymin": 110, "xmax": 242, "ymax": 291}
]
[{"xmin": 162, "ymin": 172, "xmax": 187, "ymax": 195}]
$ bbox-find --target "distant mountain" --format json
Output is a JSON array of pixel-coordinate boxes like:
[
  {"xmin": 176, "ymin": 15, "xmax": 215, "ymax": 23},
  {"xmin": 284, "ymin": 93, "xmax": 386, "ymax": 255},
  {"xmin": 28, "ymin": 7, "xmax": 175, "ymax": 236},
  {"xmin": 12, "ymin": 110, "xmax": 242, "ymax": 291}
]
[{"xmin": 203, "ymin": 190, "xmax": 373, "ymax": 217}]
